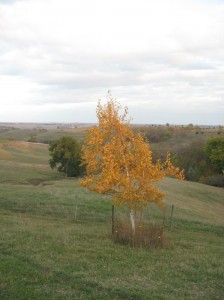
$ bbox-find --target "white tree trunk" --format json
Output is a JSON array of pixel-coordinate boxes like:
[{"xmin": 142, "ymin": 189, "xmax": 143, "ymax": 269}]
[{"xmin": 130, "ymin": 210, "xmax": 136, "ymax": 235}]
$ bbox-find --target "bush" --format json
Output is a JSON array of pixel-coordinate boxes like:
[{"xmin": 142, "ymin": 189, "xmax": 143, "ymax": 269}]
[
  {"xmin": 205, "ymin": 137, "xmax": 224, "ymax": 174},
  {"xmin": 172, "ymin": 139, "xmax": 208, "ymax": 182},
  {"xmin": 202, "ymin": 175, "xmax": 224, "ymax": 187},
  {"xmin": 49, "ymin": 136, "xmax": 84, "ymax": 177}
]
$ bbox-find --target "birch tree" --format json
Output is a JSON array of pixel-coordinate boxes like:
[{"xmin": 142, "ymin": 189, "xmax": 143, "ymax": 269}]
[{"xmin": 81, "ymin": 95, "xmax": 184, "ymax": 234}]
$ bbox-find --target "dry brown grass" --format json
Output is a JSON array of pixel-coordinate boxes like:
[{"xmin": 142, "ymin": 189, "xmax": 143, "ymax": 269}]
[
  {"xmin": 112, "ymin": 219, "xmax": 165, "ymax": 248},
  {"xmin": 0, "ymin": 149, "xmax": 12, "ymax": 159},
  {"xmin": 7, "ymin": 141, "xmax": 38, "ymax": 151}
]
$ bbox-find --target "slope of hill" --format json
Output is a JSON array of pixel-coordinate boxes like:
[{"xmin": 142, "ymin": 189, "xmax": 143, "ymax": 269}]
[
  {"xmin": 0, "ymin": 140, "xmax": 223, "ymax": 299},
  {"xmin": 0, "ymin": 126, "xmax": 86, "ymax": 143}
]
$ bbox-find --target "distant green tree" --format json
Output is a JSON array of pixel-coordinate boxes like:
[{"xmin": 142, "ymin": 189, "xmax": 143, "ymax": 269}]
[
  {"xmin": 49, "ymin": 136, "xmax": 82, "ymax": 177},
  {"xmin": 172, "ymin": 140, "xmax": 209, "ymax": 182},
  {"xmin": 205, "ymin": 137, "xmax": 224, "ymax": 174}
]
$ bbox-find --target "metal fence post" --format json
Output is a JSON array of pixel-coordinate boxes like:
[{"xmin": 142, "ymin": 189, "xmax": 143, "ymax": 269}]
[{"xmin": 112, "ymin": 205, "xmax": 115, "ymax": 234}]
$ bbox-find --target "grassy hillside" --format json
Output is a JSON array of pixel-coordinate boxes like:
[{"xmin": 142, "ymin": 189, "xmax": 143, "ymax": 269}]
[
  {"xmin": 0, "ymin": 141, "xmax": 223, "ymax": 299},
  {"xmin": 0, "ymin": 140, "xmax": 62, "ymax": 184},
  {"xmin": 0, "ymin": 127, "xmax": 86, "ymax": 143}
]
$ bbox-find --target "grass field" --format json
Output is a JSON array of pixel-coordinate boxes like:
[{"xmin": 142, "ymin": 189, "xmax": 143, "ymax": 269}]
[
  {"xmin": 0, "ymin": 127, "xmax": 86, "ymax": 143},
  {"xmin": 0, "ymin": 140, "xmax": 224, "ymax": 299}
]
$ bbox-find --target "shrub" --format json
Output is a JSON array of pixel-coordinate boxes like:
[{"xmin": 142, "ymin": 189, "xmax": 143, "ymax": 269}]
[
  {"xmin": 203, "ymin": 175, "xmax": 224, "ymax": 187},
  {"xmin": 172, "ymin": 139, "xmax": 208, "ymax": 182},
  {"xmin": 49, "ymin": 136, "xmax": 83, "ymax": 177}
]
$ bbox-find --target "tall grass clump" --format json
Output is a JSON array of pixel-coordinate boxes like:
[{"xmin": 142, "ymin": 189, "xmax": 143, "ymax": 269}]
[{"xmin": 112, "ymin": 218, "xmax": 165, "ymax": 248}]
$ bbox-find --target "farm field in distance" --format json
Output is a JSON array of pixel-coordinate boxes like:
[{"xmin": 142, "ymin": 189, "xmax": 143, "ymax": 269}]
[{"xmin": 0, "ymin": 124, "xmax": 223, "ymax": 299}]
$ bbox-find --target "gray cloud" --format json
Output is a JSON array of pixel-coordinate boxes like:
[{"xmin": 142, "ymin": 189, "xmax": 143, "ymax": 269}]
[
  {"xmin": 0, "ymin": 0, "xmax": 224, "ymax": 124},
  {"xmin": 0, "ymin": 0, "xmax": 18, "ymax": 4}
]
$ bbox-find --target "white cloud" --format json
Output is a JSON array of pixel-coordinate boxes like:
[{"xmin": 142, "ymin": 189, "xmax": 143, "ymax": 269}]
[{"xmin": 0, "ymin": 0, "xmax": 224, "ymax": 124}]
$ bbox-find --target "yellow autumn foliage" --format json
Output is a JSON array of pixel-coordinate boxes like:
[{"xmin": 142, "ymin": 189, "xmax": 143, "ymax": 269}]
[{"xmin": 81, "ymin": 96, "xmax": 184, "ymax": 211}]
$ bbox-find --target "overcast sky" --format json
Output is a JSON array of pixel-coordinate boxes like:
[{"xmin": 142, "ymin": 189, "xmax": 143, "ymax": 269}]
[{"xmin": 0, "ymin": 0, "xmax": 224, "ymax": 124}]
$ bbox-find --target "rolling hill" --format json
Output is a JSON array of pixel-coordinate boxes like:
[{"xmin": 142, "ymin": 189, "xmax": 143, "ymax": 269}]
[{"xmin": 0, "ymin": 140, "xmax": 223, "ymax": 299}]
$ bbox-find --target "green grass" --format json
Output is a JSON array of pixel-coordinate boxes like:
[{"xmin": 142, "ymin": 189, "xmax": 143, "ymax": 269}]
[{"xmin": 0, "ymin": 141, "xmax": 224, "ymax": 299}]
